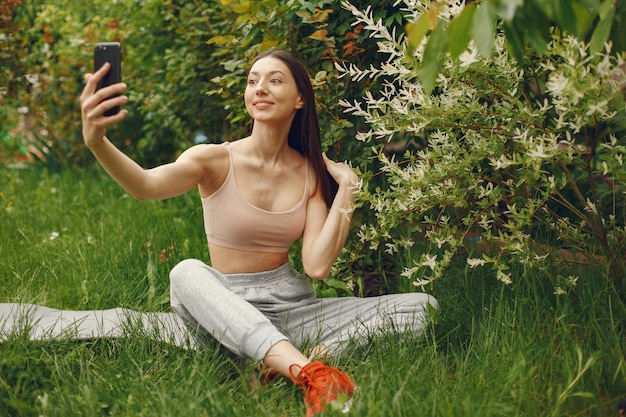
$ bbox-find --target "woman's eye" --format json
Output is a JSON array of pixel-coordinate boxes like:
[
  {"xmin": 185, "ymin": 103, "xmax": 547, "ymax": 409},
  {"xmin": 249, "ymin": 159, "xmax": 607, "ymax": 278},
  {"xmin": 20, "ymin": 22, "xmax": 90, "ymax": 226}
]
[{"xmin": 270, "ymin": 78, "xmax": 281, "ymax": 83}]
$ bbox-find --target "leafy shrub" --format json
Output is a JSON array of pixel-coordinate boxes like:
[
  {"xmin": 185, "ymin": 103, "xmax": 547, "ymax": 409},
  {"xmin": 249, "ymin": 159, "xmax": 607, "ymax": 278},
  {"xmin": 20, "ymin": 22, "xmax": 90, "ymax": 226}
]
[
  {"xmin": 1, "ymin": 0, "xmax": 407, "ymax": 295},
  {"xmin": 2, "ymin": 0, "xmax": 237, "ymax": 167},
  {"xmin": 336, "ymin": 1, "xmax": 626, "ymax": 290},
  {"xmin": 1, "ymin": 0, "xmax": 400, "ymax": 169},
  {"xmin": 8, "ymin": 0, "xmax": 624, "ymax": 296}
]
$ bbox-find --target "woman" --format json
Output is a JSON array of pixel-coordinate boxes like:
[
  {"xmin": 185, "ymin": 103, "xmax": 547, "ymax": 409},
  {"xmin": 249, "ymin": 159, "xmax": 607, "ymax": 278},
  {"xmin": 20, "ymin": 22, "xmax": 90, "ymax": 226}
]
[{"xmin": 80, "ymin": 49, "xmax": 437, "ymax": 416}]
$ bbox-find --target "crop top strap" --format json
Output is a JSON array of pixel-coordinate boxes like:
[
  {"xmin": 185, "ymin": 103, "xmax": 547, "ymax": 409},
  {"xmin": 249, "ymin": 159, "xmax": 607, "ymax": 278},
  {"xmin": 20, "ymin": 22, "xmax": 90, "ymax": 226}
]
[{"xmin": 224, "ymin": 141, "xmax": 234, "ymax": 172}]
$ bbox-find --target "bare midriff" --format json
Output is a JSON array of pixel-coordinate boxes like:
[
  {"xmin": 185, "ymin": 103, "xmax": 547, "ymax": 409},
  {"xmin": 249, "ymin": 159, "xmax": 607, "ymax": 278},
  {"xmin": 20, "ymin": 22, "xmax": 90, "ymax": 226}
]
[{"xmin": 208, "ymin": 244, "xmax": 290, "ymax": 274}]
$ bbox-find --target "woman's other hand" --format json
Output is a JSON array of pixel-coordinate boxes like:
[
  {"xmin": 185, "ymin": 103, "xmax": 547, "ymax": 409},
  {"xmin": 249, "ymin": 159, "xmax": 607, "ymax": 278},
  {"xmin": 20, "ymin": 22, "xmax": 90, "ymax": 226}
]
[{"xmin": 322, "ymin": 152, "xmax": 358, "ymax": 188}]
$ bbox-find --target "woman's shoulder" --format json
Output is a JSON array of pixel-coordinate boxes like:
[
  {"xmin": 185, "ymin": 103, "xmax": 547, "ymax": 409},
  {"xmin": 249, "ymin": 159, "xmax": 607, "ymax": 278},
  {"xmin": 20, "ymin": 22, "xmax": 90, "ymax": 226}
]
[
  {"xmin": 177, "ymin": 143, "xmax": 231, "ymax": 192},
  {"xmin": 179, "ymin": 143, "xmax": 228, "ymax": 163}
]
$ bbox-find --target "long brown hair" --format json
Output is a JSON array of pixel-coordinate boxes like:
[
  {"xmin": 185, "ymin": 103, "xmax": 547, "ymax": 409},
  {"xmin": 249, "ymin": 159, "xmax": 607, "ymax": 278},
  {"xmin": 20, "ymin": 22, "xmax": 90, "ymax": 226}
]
[{"xmin": 248, "ymin": 50, "xmax": 338, "ymax": 208}]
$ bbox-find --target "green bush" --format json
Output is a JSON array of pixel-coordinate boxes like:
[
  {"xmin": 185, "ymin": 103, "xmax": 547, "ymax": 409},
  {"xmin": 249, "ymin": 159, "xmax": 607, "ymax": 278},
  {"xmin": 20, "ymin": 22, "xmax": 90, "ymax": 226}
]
[
  {"xmin": 1, "ymin": 0, "xmax": 401, "ymax": 168},
  {"xmin": 2, "ymin": 0, "xmax": 226, "ymax": 167},
  {"xmin": 4, "ymin": 0, "xmax": 625, "ymax": 296},
  {"xmin": 337, "ymin": 1, "xmax": 626, "ymax": 291},
  {"xmin": 1, "ymin": 0, "xmax": 407, "ymax": 295}
]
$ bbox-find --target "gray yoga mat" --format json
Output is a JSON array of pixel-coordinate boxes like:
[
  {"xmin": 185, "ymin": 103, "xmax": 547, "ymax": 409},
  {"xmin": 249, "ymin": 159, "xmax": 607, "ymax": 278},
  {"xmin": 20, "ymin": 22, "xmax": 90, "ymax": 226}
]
[{"xmin": 0, "ymin": 303, "xmax": 197, "ymax": 349}]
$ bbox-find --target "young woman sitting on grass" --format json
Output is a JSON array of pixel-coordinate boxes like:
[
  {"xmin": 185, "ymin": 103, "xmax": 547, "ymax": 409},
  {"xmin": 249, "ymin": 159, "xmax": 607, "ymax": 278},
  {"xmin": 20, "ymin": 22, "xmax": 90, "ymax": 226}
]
[{"xmin": 78, "ymin": 49, "xmax": 437, "ymax": 416}]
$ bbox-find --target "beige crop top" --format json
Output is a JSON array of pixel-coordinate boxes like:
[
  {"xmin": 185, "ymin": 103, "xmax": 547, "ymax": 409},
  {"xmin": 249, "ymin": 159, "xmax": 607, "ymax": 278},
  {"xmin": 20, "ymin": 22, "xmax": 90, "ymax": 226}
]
[{"xmin": 201, "ymin": 143, "xmax": 309, "ymax": 253}]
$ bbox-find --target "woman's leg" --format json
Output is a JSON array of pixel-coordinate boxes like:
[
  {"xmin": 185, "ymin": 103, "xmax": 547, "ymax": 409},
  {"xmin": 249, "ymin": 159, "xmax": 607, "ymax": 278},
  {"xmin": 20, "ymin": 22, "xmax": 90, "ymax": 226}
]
[
  {"xmin": 0, "ymin": 303, "xmax": 194, "ymax": 348},
  {"xmin": 290, "ymin": 293, "xmax": 438, "ymax": 355},
  {"xmin": 269, "ymin": 268, "xmax": 439, "ymax": 356},
  {"xmin": 169, "ymin": 258, "xmax": 290, "ymax": 361},
  {"xmin": 262, "ymin": 339, "xmax": 310, "ymax": 376},
  {"xmin": 170, "ymin": 261, "xmax": 355, "ymax": 415}
]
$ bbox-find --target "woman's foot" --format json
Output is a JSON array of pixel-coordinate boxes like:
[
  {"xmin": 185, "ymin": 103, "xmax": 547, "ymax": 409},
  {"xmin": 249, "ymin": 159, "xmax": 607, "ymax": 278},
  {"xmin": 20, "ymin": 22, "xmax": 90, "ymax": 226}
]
[{"xmin": 289, "ymin": 361, "xmax": 355, "ymax": 416}]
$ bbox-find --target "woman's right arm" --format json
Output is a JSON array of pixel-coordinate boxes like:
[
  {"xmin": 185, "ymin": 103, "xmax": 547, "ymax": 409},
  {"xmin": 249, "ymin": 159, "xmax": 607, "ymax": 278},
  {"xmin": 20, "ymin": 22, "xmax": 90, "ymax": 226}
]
[{"xmin": 80, "ymin": 64, "xmax": 211, "ymax": 200}]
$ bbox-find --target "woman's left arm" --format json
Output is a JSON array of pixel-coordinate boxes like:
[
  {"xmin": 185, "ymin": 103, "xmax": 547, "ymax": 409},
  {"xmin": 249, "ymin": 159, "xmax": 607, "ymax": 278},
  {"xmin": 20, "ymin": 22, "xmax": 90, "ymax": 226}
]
[{"xmin": 301, "ymin": 153, "xmax": 359, "ymax": 280}]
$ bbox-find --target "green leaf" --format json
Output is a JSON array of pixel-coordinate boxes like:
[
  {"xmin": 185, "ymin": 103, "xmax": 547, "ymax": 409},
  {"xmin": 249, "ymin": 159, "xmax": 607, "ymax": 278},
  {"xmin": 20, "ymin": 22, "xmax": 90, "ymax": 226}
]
[
  {"xmin": 571, "ymin": 391, "xmax": 596, "ymax": 398},
  {"xmin": 448, "ymin": 3, "xmax": 476, "ymax": 60},
  {"xmin": 574, "ymin": 0, "xmax": 601, "ymax": 9},
  {"xmin": 554, "ymin": 0, "xmax": 580, "ymax": 35},
  {"xmin": 324, "ymin": 278, "xmax": 349, "ymax": 290},
  {"xmin": 589, "ymin": 2, "xmax": 615, "ymax": 54},
  {"xmin": 406, "ymin": 13, "xmax": 431, "ymax": 56},
  {"xmin": 420, "ymin": 20, "xmax": 448, "ymax": 95},
  {"xmin": 520, "ymin": 3, "xmax": 550, "ymax": 55},
  {"xmin": 503, "ymin": 22, "xmax": 524, "ymax": 64},
  {"xmin": 572, "ymin": 1, "xmax": 597, "ymax": 36},
  {"xmin": 495, "ymin": 0, "xmax": 523, "ymax": 21},
  {"xmin": 598, "ymin": 0, "xmax": 617, "ymax": 18},
  {"xmin": 471, "ymin": 0, "xmax": 496, "ymax": 58},
  {"xmin": 206, "ymin": 35, "xmax": 236, "ymax": 45}
]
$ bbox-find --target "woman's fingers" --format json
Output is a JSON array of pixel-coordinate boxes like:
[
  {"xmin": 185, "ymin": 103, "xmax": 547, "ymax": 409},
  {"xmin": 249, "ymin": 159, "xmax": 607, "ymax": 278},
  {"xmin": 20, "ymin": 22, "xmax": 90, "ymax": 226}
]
[
  {"xmin": 83, "ymin": 83, "xmax": 127, "ymax": 108},
  {"xmin": 81, "ymin": 62, "xmax": 127, "ymax": 113},
  {"xmin": 87, "ymin": 96, "xmax": 128, "ymax": 123},
  {"xmin": 322, "ymin": 152, "xmax": 358, "ymax": 186},
  {"xmin": 81, "ymin": 79, "xmax": 128, "ymax": 122},
  {"xmin": 82, "ymin": 62, "xmax": 109, "ymax": 96},
  {"xmin": 80, "ymin": 63, "xmax": 128, "ymax": 146}
]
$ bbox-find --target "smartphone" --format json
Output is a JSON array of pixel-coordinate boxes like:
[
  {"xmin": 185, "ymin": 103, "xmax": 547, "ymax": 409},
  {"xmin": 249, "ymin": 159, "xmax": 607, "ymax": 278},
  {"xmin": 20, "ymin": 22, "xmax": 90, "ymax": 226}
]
[{"xmin": 93, "ymin": 42, "xmax": 121, "ymax": 116}]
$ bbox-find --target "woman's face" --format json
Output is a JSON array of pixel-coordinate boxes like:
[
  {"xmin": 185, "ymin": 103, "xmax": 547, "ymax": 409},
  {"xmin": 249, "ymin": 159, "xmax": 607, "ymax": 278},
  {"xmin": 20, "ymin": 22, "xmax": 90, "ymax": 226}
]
[{"xmin": 244, "ymin": 56, "xmax": 304, "ymax": 124}]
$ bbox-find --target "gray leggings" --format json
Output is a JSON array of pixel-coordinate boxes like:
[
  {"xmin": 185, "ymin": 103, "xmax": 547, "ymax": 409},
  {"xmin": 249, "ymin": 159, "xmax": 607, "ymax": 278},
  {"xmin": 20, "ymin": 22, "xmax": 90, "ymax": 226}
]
[{"xmin": 169, "ymin": 259, "xmax": 438, "ymax": 361}]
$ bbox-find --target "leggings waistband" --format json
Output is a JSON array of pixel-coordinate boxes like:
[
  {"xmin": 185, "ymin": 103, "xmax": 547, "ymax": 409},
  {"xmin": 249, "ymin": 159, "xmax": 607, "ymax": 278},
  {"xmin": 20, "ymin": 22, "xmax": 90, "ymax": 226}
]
[{"xmin": 223, "ymin": 263, "xmax": 299, "ymax": 285}]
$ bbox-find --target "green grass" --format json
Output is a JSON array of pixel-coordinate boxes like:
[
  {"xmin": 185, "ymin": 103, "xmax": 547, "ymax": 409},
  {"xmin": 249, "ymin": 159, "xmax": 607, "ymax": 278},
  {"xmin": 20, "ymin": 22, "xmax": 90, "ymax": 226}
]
[{"xmin": 1, "ymin": 166, "xmax": 625, "ymax": 416}]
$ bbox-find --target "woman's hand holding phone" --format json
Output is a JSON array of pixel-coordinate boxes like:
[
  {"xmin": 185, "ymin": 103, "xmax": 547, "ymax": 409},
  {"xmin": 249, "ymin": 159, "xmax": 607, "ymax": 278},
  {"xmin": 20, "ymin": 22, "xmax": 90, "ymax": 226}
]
[{"xmin": 80, "ymin": 62, "xmax": 128, "ymax": 149}]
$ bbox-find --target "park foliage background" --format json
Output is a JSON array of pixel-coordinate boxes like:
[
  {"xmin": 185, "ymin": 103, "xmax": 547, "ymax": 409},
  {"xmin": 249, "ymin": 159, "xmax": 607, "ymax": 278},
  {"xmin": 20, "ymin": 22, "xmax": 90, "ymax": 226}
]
[{"xmin": 1, "ymin": 0, "xmax": 626, "ymax": 416}]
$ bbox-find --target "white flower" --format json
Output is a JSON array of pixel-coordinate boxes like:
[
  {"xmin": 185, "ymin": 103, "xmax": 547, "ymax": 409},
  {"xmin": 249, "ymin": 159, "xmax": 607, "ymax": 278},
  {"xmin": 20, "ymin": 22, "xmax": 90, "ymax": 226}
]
[
  {"xmin": 385, "ymin": 242, "xmax": 397, "ymax": 255},
  {"xmin": 583, "ymin": 198, "xmax": 598, "ymax": 214},
  {"xmin": 338, "ymin": 206, "xmax": 354, "ymax": 222},
  {"xmin": 585, "ymin": 100, "xmax": 608, "ymax": 117},
  {"xmin": 466, "ymin": 258, "xmax": 486, "ymax": 268},
  {"xmin": 478, "ymin": 182, "xmax": 494, "ymax": 199},
  {"xmin": 421, "ymin": 254, "xmax": 437, "ymax": 270},
  {"xmin": 479, "ymin": 215, "xmax": 493, "ymax": 231},
  {"xmin": 37, "ymin": 392, "xmax": 49, "ymax": 408},
  {"xmin": 49, "ymin": 231, "xmax": 59, "ymax": 240},
  {"xmin": 349, "ymin": 177, "xmax": 364, "ymax": 192},
  {"xmin": 434, "ymin": 237, "xmax": 447, "ymax": 249},
  {"xmin": 459, "ymin": 43, "xmax": 480, "ymax": 68},
  {"xmin": 412, "ymin": 277, "xmax": 435, "ymax": 287},
  {"xmin": 497, "ymin": 270, "xmax": 513, "ymax": 285},
  {"xmin": 527, "ymin": 142, "xmax": 553, "ymax": 159},
  {"xmin": 565, "ymin": 275, "xmax": 579, "ymax": 287}
]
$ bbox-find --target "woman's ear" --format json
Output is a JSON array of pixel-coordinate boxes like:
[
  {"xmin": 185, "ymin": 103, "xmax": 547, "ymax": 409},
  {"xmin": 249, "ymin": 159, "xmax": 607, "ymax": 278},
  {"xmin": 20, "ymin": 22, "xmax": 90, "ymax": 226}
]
[{"xmin": 295, "ymin": 95, "xmax": 305, "ymax": 109}]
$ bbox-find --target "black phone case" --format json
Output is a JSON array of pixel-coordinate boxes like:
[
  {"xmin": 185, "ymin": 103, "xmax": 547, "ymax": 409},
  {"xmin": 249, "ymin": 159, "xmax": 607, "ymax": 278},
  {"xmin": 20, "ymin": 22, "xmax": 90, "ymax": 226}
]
[{"xmin": 94, "ymin": 42, "xmax": 121, "ymax": 116}]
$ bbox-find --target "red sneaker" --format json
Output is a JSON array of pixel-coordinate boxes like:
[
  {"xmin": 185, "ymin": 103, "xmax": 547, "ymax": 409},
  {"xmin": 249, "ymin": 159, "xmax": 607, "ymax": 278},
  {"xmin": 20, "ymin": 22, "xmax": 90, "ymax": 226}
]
[{"xmin": 289, "ymin": 361, "xmax": 355, "ymax": 416}]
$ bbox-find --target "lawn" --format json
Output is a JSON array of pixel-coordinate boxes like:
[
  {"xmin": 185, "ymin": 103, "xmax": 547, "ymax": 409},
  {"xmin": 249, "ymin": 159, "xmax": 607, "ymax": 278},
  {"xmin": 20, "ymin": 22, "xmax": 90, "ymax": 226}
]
[{"xmin": 1, "ymin": 166, "xmax": 624, "ymax": 416}]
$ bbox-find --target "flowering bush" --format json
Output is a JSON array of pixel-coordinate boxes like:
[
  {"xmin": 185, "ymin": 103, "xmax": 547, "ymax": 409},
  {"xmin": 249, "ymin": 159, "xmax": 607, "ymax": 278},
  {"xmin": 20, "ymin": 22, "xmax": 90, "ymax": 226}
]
[{"xmin": 335, "ymin": 1, "xmax": 626, "ymax": 288}]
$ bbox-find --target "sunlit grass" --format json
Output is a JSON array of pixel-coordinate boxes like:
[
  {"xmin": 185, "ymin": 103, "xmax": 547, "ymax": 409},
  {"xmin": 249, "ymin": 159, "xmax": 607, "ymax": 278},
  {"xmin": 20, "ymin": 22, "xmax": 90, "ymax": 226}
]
[{"xmin": 1, "ymin": 166, "xmax": 625, "ymax": 416}]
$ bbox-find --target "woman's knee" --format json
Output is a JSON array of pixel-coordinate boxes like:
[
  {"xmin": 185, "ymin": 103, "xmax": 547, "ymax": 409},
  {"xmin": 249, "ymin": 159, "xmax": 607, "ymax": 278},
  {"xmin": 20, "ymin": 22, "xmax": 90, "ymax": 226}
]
[
  {"xmin": 170, "ymin": 258, "xmax": 204, "ymax": 284},
  {"xmin": 391, "ymin": 292, "xmax": 438, "ymax": 312},
  {"xmin": 422, "ymin": 293, "xmax": 438, "ymax": 311}
]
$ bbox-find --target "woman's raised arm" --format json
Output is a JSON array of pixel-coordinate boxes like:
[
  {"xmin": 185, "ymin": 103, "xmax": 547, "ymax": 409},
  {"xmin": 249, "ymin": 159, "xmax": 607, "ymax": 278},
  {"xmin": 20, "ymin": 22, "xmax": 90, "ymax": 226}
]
[
  {"xmin": 300, "ymin": 154, "xmax": 359, "ymax": 279},
  {"xmin": 80, "ymin": 64, "xmax": 214, "ymax": 200}
]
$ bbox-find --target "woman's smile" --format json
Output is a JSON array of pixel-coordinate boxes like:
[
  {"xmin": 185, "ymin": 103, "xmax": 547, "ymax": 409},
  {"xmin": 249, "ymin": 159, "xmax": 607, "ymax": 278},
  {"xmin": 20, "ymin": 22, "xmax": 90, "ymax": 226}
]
[{"xmin": 253, "ymin": 99, "xmax": 274, "ymax": 109}]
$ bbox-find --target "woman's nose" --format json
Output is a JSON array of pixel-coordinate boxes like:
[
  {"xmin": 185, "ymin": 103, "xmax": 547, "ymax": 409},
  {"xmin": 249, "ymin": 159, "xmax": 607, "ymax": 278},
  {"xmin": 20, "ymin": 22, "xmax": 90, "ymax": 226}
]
[{"xmin": 255, "ymin": 83, "xmax": 267, "ymax": 94}]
